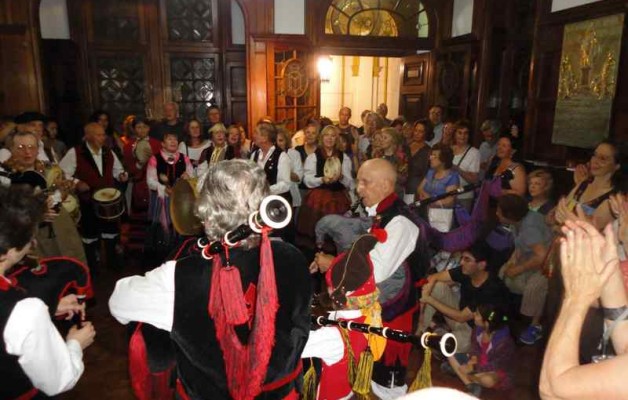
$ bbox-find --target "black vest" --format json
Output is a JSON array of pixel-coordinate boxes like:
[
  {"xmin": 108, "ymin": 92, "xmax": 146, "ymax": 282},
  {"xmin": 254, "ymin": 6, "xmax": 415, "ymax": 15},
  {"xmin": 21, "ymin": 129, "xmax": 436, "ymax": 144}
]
[
  {"xmin": 171, "ymin": 241, "xmax": 311, "ymax": 399},
  {"xmin": 0, "ymin": 286, "xmax": 38, "ymax": 399},
  {"xmin": 314, "ymin": 149, "xmax": 344, "ymax": 191},
  {"xmin": 155, "ymin": 153, "xmax": 187, "ymax": 187},
  {"xmin": 202, "ymin": 145, "xmax": 235, "ymax": 165},
  {"xmin": 372, "ymin": 194, "xmax": 429, "ymax": 320},
  {"xmin": 252, "ymin": 148, "xmax": 283, "ymax": 186}
]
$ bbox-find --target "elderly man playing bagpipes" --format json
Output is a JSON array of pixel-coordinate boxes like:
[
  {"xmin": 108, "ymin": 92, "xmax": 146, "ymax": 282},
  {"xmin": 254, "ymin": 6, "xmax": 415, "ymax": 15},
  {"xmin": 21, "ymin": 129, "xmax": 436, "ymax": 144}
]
[
  {"xmin": 109, "ymin": 159, "xmax": 312, "ymax": 400},
  {"xmin": 310, "ymin": 158, "xmax": 430, "ymax": 399}
]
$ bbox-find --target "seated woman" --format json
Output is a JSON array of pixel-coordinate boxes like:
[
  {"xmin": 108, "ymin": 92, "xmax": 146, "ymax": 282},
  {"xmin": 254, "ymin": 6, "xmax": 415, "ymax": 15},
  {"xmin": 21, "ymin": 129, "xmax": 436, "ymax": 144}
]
[
  {"xmin": 554, "ymin": 140, "xmax": 624, "ymax": 231},
  {"xmin": 297, "ymin": 125, "xmax": 353, "ymax": 250},
  {"xmin": 485, "ymin": 135, "xmax": 527, "ymax": 196},
  {"xmin": 177, "ymin": 119, "xmax": 211, "ymax": 176},
  {"xmin": 446, "ymin": 304, "xmax": 515, "ymax": 398},
  {"xmin": 527, "ymin": 169, "xmax": 555, "ymax": 215},
  {"xmin": 418, "ymin": 143, "xmax": 460, "ymax": 232},
  {"xmin": 146, "ymin": 132, "xmax": 193, "ymax": 250}
]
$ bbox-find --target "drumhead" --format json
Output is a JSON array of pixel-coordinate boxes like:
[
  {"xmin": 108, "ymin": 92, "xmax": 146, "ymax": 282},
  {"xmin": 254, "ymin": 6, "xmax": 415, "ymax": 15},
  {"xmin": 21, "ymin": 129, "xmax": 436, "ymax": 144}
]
[
  {"xmin": 323, "ymin": 156, "xmax": 341, "ymax": 179},
  {"xmin": 93, "ymin": 188, "xmax": 121, "ymax": 202}
]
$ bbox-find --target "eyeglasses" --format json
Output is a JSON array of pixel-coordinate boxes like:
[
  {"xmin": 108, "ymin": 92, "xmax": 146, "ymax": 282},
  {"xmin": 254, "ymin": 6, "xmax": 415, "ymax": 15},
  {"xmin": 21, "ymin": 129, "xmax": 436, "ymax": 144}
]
[{"xmin": 15, "ymin": 144, "xmax": 38, "ymax": 152}]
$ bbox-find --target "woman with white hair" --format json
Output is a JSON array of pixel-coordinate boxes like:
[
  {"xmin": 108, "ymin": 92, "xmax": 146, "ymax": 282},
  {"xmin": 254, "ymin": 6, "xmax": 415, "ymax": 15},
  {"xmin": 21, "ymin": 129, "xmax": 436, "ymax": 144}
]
[{"xmin": 109, "ymin": 159, "xmax": 312, "ymax": 400}]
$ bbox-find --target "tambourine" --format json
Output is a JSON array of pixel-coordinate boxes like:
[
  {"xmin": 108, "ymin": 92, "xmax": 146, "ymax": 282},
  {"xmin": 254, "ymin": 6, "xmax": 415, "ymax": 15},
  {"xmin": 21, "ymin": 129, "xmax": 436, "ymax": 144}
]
[{"xmin": 323, "ymin": 156, "xmax": 341, "ymax": 179}]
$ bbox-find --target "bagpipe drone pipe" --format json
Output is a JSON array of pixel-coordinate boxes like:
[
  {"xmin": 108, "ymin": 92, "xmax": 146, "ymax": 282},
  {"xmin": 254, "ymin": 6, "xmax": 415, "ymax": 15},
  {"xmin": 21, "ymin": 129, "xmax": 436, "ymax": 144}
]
[
  {"xmin": 311, "ymin": 315, "xmax": 457, "ymax": 357},
  {"xmin": 128, "ymin": 195, "xmax": 293, "ymax": 400},
  {"xmin": 316, "ymin": 170, "xmax": 512, "ymax": 256}
]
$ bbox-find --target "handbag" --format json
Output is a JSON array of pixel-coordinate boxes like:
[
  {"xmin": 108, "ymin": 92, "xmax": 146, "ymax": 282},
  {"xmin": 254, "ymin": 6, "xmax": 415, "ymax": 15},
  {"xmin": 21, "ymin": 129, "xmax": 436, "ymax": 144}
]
[{"xmin": 428, "ymin": 206, "xmax": 454, "ymax": 233}]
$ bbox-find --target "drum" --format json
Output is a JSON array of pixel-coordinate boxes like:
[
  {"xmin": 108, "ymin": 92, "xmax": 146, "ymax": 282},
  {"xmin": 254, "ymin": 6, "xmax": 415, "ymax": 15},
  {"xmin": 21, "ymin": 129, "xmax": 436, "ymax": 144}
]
[
  {"xmin": 323, "ymin": 156, "xmax": 342, "ymax": 179},
  {"xmin": 170, "ymin": 178, "xmax": 203, "ymax": 236},
  {"xmin": 93, "ymin": 187, "xmax": 125, "ymax": 220},
  {"xmin": 62, "ymin": 194, "xmax": 81, "ymax": 223}
]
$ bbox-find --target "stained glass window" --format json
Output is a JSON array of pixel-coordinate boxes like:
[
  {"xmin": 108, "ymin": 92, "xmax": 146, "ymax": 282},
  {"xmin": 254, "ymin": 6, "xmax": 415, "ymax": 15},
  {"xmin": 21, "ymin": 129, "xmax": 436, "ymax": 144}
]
[
  {"xmin": 166, "ymin": 0, "xmax": 213, "ymax": 42},
  {"xmin": 95, "ymin": 56, "xmax": 146, "ymax": 124},
  {"xmin": 170, "ymin": 57, "xmax": 217, "ymax": 121},
  {"xmin": 325, "ymin": 0, "xmax": 429, "ymax": 38}
]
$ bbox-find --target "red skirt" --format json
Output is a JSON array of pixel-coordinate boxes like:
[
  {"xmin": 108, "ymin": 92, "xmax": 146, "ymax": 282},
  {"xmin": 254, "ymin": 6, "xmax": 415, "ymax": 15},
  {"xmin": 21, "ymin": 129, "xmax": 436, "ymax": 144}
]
[{"xmin": 296, "ymin": 188, "xmax": 350, "ymax": 250}]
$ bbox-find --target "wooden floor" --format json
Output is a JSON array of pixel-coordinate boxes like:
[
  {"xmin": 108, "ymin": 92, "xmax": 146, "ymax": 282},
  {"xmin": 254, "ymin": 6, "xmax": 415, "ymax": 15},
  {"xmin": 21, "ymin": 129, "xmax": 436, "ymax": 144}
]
[{"xmin": 58, "ymin": 253, "xmax": 543, "ymax": 400}]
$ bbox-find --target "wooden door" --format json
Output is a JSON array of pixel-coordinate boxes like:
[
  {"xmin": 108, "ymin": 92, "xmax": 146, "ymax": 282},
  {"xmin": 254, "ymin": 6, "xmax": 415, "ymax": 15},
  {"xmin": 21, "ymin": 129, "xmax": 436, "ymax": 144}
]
[{"xmin": 398, "ymin": 53, "xmax": 431, "ymax": 123}]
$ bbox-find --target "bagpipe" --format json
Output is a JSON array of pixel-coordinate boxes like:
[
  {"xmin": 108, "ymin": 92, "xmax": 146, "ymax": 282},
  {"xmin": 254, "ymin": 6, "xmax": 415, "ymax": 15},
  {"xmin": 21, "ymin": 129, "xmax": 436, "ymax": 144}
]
[
  {"xmin": 340, "ymin": 170, "xmax": 512, "ymax": 255},
  {"xmin": 7, "ymin": 256, "xmax": 93, "ymax": 318},
  {"xmin": 312, "ymin": 315, "xmax": 457, "ymax": 357},
  {"xmin": 129, "ymin": 195, "xmax": 293, "ymax": 400}
]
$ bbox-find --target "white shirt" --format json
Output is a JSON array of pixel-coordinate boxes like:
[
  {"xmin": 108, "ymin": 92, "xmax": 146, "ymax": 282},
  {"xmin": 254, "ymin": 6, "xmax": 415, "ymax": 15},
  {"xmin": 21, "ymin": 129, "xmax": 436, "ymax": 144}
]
[
  {"xmin": 0, "ymin": 140, "xmax": 57, "ymax": 164},
  {"xmin": 301, "ymin": 309, "xmax": 362, "ymax": 400},
  {"xmin": 427, "ymin": 123, "xmax": 443, "ymax": 147},
  {"xmin": 453, "ymin": 146, "xmax": 480, "ymax": 200},
  {"xmin": 59, "ymin": 143, "xmax": 125, "ymax": 179},
  {"xmin": 286, "ymin": 148, "xmax": 303, "ymax": 207},
  {"xmin": 250, "ymin": 146, "xmax": 292, "ymax": 195},
  {"xmin": 3, "ymin": 290, "xmax": 84, "ymax": 396},
  {"xmin": 109, "ymin": 261, "xmax": 177, "ymax": 331},
  {"xmin": 364, "ymin": 203, "xmax": 420, "ymax": 283},
  {"xmin": 178, "ymin": 141, "xmax": 211, "ymax": 163},
  {"xmin": 146, "ymin": 151, "xmax": 194, "ymax": 197},
  {"xmin": 303, "ymin": 152, "xmax": 353, "ymax": 190}
]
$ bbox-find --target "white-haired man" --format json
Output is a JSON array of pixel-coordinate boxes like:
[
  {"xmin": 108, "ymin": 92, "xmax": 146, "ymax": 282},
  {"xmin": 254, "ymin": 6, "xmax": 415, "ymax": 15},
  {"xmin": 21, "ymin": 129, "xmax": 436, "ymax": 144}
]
[{"xmin": 110, "ymin": 159, "xmax": 311, "ymax": 399}]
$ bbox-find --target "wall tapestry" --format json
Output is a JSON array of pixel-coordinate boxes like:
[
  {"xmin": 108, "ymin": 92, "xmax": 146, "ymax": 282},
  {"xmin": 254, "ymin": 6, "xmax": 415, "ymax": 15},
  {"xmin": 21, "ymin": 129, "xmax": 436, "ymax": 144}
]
[{"xmin": 552, "ymin": 13, "xmax": 623, "ymax": 148}]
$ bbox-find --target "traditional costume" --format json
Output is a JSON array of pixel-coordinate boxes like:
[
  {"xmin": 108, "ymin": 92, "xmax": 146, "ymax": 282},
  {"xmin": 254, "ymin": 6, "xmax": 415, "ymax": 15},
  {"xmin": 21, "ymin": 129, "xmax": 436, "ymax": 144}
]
[
  {"xmin": 297, "ymin": 149, "xmax": 353, "ymax": 249},
  {"xmin": 146, "ymin": 149, "xmax": 193, "ymax": 248},
  {"xmin": 1, "ymin": 257, "xmax": 92, "ymax": 399},
  {"xmin": 123, "ymin": 136, "xmax": 160, "ymax": 214},
  {"xmin": 59, "ymin": 142, "xmax": 126, "ymax": 271},
  {"xmin": 363, "ymin": 193, "xmax": 429, "ymax": 398},
  {"xmin": 109, "ymin": 233, "xmax": 312, "ymax": 400},
  {"xmin": 196, "ymin": 144, "xmax": 235, "ymax": 178},
  {"xmin": 302, "ymin": 232, "xmax": 387, "ymax": 400}
]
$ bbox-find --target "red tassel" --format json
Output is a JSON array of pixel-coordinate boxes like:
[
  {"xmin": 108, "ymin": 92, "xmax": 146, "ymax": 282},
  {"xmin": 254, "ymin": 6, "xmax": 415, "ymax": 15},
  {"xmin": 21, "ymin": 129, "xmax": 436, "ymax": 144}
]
[
  {"xmin": 207, "ymin": 229, "xmax": 279, "ymax": 400},
  {"xmin": 208, "ymin": 250, "xmax": 249, "ymax": 325},
  {"xmin": 128, "ymin": 323, "xmax": 150, "ymax": 400},
  {"xmin": 219, "ymin": 266, "xmax": 249, "ymax": 325}
]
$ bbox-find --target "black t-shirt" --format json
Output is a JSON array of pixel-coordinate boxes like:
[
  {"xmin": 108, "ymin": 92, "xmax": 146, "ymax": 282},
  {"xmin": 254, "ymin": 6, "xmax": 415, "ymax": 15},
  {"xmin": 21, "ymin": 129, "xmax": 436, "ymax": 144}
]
[{"xmin": 449, "ymin": 267, "xmax": 509, "ymax": 312}]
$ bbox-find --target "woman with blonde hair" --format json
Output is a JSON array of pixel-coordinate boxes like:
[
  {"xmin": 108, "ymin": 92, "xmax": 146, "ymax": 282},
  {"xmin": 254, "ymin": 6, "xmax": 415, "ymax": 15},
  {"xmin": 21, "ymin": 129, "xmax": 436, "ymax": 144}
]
[{"xmin": 297, "ymin": 125, "xmax": 353, "ymax": 249}]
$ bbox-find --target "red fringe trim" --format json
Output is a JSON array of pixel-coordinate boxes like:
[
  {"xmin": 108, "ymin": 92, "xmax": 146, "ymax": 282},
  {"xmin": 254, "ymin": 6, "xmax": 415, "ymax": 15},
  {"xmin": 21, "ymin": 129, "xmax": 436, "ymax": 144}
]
[{"xmin": 208, "ymin": 228, "xmax": 279, "ymax": 400}]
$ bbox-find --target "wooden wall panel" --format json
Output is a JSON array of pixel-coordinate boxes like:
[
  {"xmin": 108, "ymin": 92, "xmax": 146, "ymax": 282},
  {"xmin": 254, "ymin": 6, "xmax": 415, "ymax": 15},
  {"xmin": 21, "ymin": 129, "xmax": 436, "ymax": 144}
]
[
  {"xmin": 524, "ymin": 0, "xmax": 628, "ymax": 164},
  {"xmin": 0, "ymin": 0, "xmax": 45, "ymax": 115}
]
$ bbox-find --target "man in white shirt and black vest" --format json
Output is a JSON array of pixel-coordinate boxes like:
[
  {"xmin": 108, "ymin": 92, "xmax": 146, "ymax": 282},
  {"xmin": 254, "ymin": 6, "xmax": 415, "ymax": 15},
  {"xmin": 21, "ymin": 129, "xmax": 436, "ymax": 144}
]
[
  {"xmin": 59, "ymin": 122, "xmax": 128, "ymax": 274},
  {"xmin": 311, "ymin": 158, "xmax": 430, "ymax": 399}
]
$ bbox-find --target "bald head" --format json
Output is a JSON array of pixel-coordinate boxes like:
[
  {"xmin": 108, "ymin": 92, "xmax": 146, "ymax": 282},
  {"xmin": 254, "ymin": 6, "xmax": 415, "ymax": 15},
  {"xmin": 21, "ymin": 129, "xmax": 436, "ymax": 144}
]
[
  {"xmin": 356, "ymin": 158, "xmax": 397, "ymax": 207},
  {"xmin": 84, "ymin": 122, "xmax": 106, "ymax": 150}
]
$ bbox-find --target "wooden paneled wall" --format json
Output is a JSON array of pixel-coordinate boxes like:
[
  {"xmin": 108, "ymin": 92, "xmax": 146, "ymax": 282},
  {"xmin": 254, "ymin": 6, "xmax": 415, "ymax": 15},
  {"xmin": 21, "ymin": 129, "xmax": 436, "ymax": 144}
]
[
  {"xmin": 0, "ymin": 0, "xmax": 45, "ymax": 115},
  {"xmin": 524, "ymin": 0, "xmax": 628, "ymax": 164}
]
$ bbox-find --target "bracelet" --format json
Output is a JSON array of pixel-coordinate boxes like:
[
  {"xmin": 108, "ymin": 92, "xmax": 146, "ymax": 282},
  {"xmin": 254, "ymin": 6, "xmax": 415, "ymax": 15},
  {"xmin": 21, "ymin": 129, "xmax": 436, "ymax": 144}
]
[{"xmin": 603, "ymin": 305, "xmax": 628, "ymax": 321}]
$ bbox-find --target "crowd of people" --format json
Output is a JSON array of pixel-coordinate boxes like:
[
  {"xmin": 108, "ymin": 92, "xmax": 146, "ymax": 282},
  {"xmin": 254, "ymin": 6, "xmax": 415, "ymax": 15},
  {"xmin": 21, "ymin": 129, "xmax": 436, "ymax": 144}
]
[{"xmin": 1, "ymin": 100, "xmax": 627, "ymax": 400}]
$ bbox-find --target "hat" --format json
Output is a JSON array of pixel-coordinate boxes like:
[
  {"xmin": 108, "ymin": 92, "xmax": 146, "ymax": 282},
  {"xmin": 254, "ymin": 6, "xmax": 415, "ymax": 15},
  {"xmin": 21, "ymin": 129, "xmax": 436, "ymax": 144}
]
[{"xmin": 14, "ymin": 112, "xmax": 47, "ymax": 125}]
